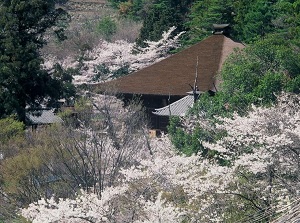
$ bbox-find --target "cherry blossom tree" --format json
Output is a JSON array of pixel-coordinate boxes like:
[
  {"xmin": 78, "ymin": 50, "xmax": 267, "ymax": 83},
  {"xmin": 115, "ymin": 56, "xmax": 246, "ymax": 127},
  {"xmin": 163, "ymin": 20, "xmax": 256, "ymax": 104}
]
[
  {"xmin": 21, "ymin": 93, "xmax": 300, "ymax": 222},
  {"xmin": 21, "ymin": 134, "xmax": 189, "ymax": 223},
  {"xmin": 184, "ymin": 92, "xmax": 300, "ymax": 221},
  {"xmin": 43, "ymin": 27, "xmax": 184, "ymax": 85}
]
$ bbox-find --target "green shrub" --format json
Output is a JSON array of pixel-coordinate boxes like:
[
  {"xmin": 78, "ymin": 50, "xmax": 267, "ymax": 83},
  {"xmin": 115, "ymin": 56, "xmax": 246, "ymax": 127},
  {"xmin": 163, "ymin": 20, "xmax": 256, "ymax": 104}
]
[
  {"xmin": 0, "ymin": 117, "xmax": 25, "ymax": 144},
  {"xmin": 97, "ymin": 16, "xmax": 117, "ymax": 41}
]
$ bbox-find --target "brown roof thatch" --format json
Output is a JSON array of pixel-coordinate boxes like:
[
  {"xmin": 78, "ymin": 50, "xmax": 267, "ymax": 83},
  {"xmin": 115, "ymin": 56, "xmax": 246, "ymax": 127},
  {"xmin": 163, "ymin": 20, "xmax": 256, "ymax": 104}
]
[{"xmin": 96, "ymin": 34, "xmax": 244, "ymax": 97}]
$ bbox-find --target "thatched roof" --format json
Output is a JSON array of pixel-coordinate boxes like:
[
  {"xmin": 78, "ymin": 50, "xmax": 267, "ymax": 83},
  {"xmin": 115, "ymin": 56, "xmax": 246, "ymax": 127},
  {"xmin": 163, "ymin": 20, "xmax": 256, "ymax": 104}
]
[{"xmin": 96, "ymin": 34, "xmax": 244, "ymax": 97}]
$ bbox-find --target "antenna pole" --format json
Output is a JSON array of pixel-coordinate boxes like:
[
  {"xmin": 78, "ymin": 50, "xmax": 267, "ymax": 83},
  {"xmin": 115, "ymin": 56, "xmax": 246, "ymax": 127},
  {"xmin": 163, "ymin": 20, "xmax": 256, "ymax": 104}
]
[
  {"xmin": 193, "ymin": 56, "xmax": 199, "ymax": 103},
  {"xmin": 194, "ymin": 56, "xmax": 198, "ymax": 91}
]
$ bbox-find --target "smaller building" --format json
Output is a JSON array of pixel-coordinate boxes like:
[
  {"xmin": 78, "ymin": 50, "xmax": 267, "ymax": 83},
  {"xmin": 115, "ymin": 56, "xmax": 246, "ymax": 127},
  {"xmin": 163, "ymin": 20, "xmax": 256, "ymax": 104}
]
[
  {"xmin": 26, "ymin": 109, "xmax": 63, "ymax": 130},
  {"xmin": 153, "ymin": 90, "xmax": 203, "ymax": 116}
]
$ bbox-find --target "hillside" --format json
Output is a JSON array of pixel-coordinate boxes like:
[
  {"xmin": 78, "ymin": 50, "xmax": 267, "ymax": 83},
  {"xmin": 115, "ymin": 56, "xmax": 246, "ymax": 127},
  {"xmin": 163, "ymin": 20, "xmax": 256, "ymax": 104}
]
[
  {"xmin": 45, "ymin": 0, "xmax": 143, "ymax": 59},
  {"xmin": 60, "ymin": 0, "xmax": 108, "ymax": 20},
  {"xmin": 1, "ymin": 1, "xmax": 300, "ymax": 222}
]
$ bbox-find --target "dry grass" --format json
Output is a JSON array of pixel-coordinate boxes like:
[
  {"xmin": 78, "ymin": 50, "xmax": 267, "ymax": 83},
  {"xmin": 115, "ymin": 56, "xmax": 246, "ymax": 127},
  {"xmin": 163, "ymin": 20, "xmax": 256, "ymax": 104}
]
[{"xmin": 43, "ymin": 1, "xmax": 142, "ymax": 59}]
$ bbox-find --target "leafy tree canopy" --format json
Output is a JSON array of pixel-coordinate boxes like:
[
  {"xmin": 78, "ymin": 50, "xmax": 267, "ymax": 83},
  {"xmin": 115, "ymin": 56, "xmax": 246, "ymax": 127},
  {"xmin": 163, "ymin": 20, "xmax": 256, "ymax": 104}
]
[
  {"xmin": 220, "ymin": 34, "xmax": 300, "ymax": 106},
  {"xmin": 184, "ymin": 0, "xmax": 235, "ymax": 44},
  {"xmin": 187, "ymin": 34, "xmax": 300, "ymax": 121},
  {"xmin": 109, "ymin": 0, "xmax": 300, "ymax": 46},
  {"xmin": 96, "ymin": 16, "xmax": 117, "ymax": 41},
  {"xmin": 185, "ymin": 0, "xmax": 300, "ymax": 44},
  {"xmin": 107, "ymin": 0, "xmax": 157, "ymax": 21},
  {"xmin": 170, "ymin": 33, "xmax": 300, "ymax": 156},
  {"xmin": 0, "ymin": 0, "xmax": 73, "ymax": 121},
  {"xmin": 136, "ymin": 0, "xmax": 193, "ymax": 45},
  {"xmin": 0, "ymin": 116, "xmax": 24, "ymax": 145}
]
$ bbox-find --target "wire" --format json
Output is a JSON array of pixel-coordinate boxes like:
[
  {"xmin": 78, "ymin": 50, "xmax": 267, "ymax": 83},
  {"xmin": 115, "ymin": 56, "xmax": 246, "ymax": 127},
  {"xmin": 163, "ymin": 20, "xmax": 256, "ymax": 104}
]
[{"xmin": 234, "ymin": 197, "xmax": 300, "ymax": 223}]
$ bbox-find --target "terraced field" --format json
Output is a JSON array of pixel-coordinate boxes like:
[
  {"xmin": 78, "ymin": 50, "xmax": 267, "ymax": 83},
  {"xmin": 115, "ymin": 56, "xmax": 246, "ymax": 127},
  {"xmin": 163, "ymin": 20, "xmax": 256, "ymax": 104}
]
[
  {"xmin": 60, "ymin": 0, "xmax": 109, "ymax": 20},
  {"xmin": 66, "ymin": 0, "xmax": 107, "ymax": 11},
  {"xmin": 45, "ymin": 0, "xmax": 140, "ymax": 57}
]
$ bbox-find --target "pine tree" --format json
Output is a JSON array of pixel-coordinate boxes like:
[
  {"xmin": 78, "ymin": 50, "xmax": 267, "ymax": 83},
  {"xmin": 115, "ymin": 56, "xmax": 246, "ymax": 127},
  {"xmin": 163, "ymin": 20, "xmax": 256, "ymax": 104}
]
[
  {"xmin": 0, "ymin": 0, "xmax": 72, "ymax": 121},
  {"xmin": 137, "ymin": 0, "xmax": 192, "ymax": 45},
  {"xmin": 185, "ymin": 0, "xmax": 235, "ymax": 44}
]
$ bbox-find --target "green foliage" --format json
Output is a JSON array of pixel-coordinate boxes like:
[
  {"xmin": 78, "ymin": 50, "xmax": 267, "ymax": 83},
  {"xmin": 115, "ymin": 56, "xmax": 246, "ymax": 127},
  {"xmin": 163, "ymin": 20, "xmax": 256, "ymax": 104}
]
[
  {"xmin": 92, "ymin": 64, "xmax": 111, "ymax": 82},
  {"xmin": 274, "ymin": 0, "xmax": 300, "ymax": 38},
  {"xmin": 221, "ymin": 34, "xmax": 300, "ymax": 106},
  {"xmin": 184, "ymin": 0, "xmax": 235, "ymax": 44},
  {"xmin": 110, "ymin": 0, "xmax": 300, "ymax": 46},
  {"xmin": 169, "ymin": 34, "xmax": 300, "ymax": 160},
  {"xmin": 253, "ymin": 72, "xmax": 287, "ymax": 103},
  {"xmin": 1, "ymin": 147, "xmax": 44, "ymax": 203},
  {"xmin": 168, "ymin": 116, "xmax": 228, "ymax": 165},
  {"xmin": 168, "ymin": 113, "xmax": 199, "ymax": 157},
  {"xmin": 0, "ymin": 117, "xmax": 25, "ymax": 159},
  {"xmin": 190, "ymin": 34, "xmax": 300, "ymax": 116},
  {"xmin": 108, "ymin": 0, "xmax": 159, "ymax": 21},
  {"xmin": 74, "ymin": 97, "xmax": 93, "ymax": 114},
  {"xmin": 118, "ymin": 0, "xmax": 150, "ymax": 20},
  {"xmin": 0, "ymin": 0, "xmax": 73, "ymax": 121},
  {"xmin": 110, "ymin": 0, "xmax": 300, "ymax": 47},
  {"xmin": 137, "ymin": 0, "xmax": 193, "ymax": 45},
  {"xmin": 184, "ymin": 0, "xmax": 300, "ymax": 45},
  {"xmin": 236, "ymin": 0, "xmax": 278, "ymax": 43},
  {"xmin": 97, "ymin": 16, "xmax": 117, "ymax": 41},
  {"xmin": 137, "ymin": 2, "xmax": 173, "ymax": 44},
  {"xmin": 107, "ymin": 0, "xmax": 126, "ymax": 8},
  {"xmin": 92, "ymin": 63, "xmax": 130, "ymax": 81},
  {"xmin": 112, "ymin": 63, "xmax": 130, "ymax": 78},
  {"xmin": 47, "ymin": 63, "xmax": 76, "ymax": 107},
  {"xmin": 0, "ymin": 214, "xmax": 30, "ymax": 223},
  {"xmin": 190, "ymin": 92, "xmax": 236, "ymax": 118},
  {"xmin": 69, "ymin": 97, "xmax": 93, "ymax": 125},
  {"xmin": 0, "ymin": 117, "xmax": 24, "ymax": 144},
  {"xmin": 285, "ymin": 75, "xmax": 300, "ymax": 93},
  {"xmin": 0, "ymin": 125, "xmax": 76, "ymax": 206},
  {"xmin": 58, "ymin": 107, "xmax": 74, "ymax": 125}
]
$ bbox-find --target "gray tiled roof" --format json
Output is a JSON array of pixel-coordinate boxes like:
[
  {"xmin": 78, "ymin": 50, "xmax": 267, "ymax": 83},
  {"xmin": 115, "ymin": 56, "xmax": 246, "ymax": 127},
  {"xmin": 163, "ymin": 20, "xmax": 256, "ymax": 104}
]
[
  {"xmin": 26, "ymin": 109, "xmax": 63, "ymax": 125},
  {"xmin": 153, "ymin": 95, "xmax": 195, "ymax": 117}
]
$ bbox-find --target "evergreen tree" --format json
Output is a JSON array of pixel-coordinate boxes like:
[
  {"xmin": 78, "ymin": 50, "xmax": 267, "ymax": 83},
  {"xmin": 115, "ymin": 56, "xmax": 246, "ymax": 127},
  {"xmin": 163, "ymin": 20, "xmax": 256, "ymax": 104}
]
[
  {"xmin": 137, "ymin": 0, "xmax": 193, "ymax": 45},
  {"xmin": 185, "ymin": 0, "xmax": 235, "ymax": 44},
  {"xmin": 238, "ymin": 0, "xmax": 278, "ymax": 42},
  {"xmin": 185, "ymin": 0, "xmax": 300, "ymax": 44},
  {"xmin": 275, "ymin": 0, "xmax": 300, "ymax": 39},
  {"xmin": 0, "ymin": 0, "xmax": 73, "ymax": 121}
]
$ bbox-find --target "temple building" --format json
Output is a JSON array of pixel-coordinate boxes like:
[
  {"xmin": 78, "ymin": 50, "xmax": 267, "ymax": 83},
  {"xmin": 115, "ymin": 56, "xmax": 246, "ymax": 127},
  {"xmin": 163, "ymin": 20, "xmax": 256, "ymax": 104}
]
[{"xmin": 96, "ymin": 24, "xmax": 245, "ymax": 131}]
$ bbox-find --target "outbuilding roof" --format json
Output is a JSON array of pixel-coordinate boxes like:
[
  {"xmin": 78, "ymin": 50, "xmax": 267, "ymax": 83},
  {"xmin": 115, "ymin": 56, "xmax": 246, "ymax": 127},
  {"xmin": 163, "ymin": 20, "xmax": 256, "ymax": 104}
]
[
  {"xmin": 26, "ymin": 109, "xmax": 63, "ymax": 125},
  {"xmin": 153, "ymin": 95, "xmax": 195, "ymax": 116},
  {"xmin": 96, "ymin": 34, "xmax": 244, "ymax": 97}
]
